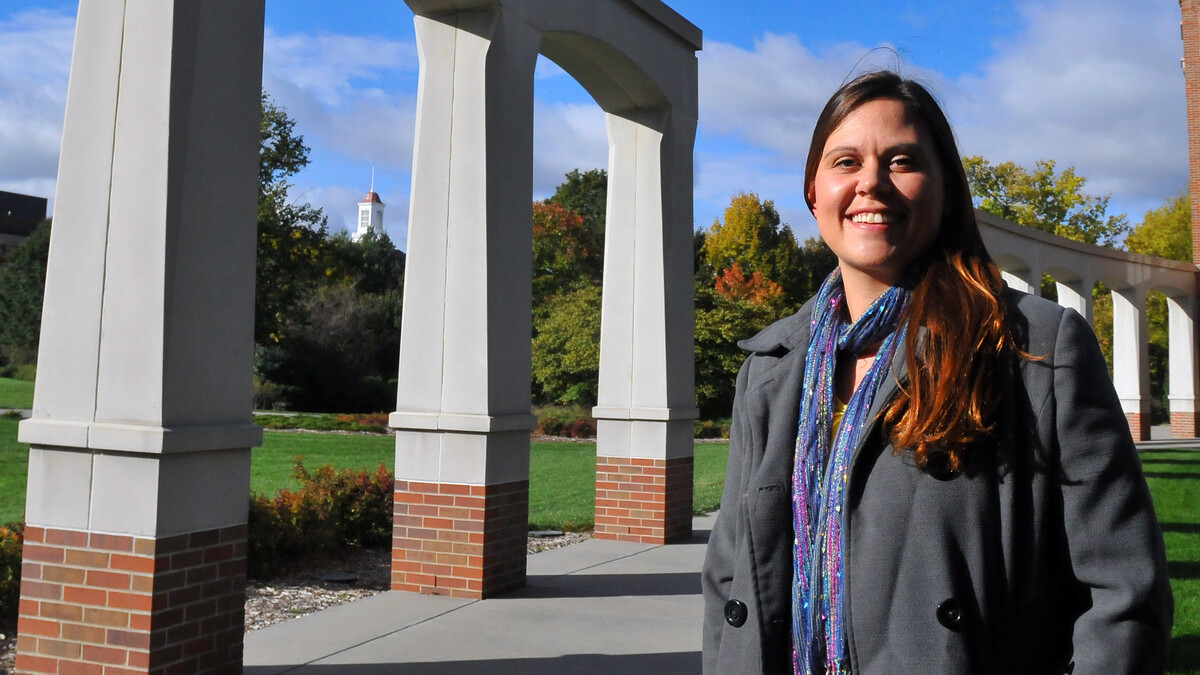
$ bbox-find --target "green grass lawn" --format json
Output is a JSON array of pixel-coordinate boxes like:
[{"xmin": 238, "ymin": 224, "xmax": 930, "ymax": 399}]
[
  {"xmin": 0, "ymin": 377, "xmax": 34, "ymax": 409},
  {"xmin": 0, "ymin": 418, "xmax": 28, "ymax": 526},
  {"xmin": 249, "ymin": 433, "xmax": 730, "ymax": 532},
  {"xmin": 4, "ymin": 421, "xmax": 1198, "ymax": 671},
  {"xmin": 1141, "ymin": 450, "xmax": 1200, "ymax": 675}
]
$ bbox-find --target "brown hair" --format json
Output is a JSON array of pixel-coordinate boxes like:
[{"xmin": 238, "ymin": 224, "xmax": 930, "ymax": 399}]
[{"xmin": 804, "ymin": 70, "xmax": 1017, "ymax": 473}]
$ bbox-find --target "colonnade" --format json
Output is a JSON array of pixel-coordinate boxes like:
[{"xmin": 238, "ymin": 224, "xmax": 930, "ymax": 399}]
[{"xmin": 979, "ymin": 211, "xmax": 1200, "ymax": 439}]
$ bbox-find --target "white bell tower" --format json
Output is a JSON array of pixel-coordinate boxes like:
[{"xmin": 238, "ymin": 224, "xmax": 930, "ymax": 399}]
[{"xmin": 353, "ymin": 171, "xmax": 385, "ymax": 241}]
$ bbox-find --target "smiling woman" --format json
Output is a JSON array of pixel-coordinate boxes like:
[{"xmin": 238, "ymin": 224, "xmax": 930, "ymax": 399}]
[{"xmin": 701, "ymin": 70, "xmax": 1174, "ymax": 675}]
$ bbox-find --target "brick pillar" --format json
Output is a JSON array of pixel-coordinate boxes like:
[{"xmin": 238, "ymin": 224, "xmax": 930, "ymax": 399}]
[
  {"xmin": 595, "ymin": 456, "xmax": 693, "ymax": 544},
  {"xmin": 1182, "ymin": 0, "xmax": 1200, "ymax": 265},
  {"xmin": 1126, "ymin": 413, "xmax": 1151, "ymax": 442},
  {"xmin": 1181, "ymin": 0, "xmax": 1200, "ymax": 441},
  {"xmin": 15, "ymin": 525, "xmax": 246, "ymax": 674},
  {"xmin": 392, "ymin": 480, "xmax": 528, "ymax": 599},
  {"xmin": 1171, "ymin": 411, "xmax": 1198, "ymax": 437}
]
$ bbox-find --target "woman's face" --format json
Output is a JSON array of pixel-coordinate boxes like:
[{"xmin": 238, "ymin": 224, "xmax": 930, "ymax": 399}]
[{"xmin": 809, "ymin": 98, "xmax": 945, "ymax": 289}]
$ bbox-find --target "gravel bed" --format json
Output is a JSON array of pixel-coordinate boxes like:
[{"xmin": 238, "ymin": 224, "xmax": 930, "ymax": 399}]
[{"xmin": 0, "ymin": 532, "xmax": 589, "ymax": 672}]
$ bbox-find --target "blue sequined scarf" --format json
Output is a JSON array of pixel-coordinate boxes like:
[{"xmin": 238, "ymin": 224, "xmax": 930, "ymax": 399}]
[{"xmin": 792, "ymin": 268, "xmax": 911, "ymax": 674}]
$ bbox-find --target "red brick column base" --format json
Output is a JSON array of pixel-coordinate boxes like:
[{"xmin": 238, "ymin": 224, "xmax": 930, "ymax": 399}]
[
  {"xmin": 1126, "ymin": 413, "xmax": 1150, "ymax": 442},
  {"xmin": 595, "ymin": 456, "xmax": 693, "ymax": 545},
  {"xmin": 1171, "ymin": 412, "xmax": 1199, "ymax": 439},
  {"xmin": 15, "ymin": 524, "xmax": 246, "ymax": 674},
  {"xmin": 392, "ymin": 480, "xmax": 528, "ymax": 599}
]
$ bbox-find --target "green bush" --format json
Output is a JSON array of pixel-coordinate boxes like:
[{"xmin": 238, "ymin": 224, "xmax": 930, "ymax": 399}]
[
  {"xmin": 247, "ymin": 459, "xmax": 393, "ymax": 578},
  {"xmin": 534, "ymin": 405, "xmax": 596, "ymax": 438},
  {"xmin": 0, "ymin": 521, "xmax": 23, "ymax": 623},
  {"xmin": 695, "ymin": 419, "xmax": 731, "ymax": 439},
  {"xmin": 253, "ymin": 377, "xmax": 288, "ymax": 411},
  {"xmin": 253, "ymin": 412, "xmax": 389, "ymax": 434}
]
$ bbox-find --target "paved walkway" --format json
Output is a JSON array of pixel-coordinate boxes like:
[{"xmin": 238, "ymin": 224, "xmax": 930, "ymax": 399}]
[{"xmin": 243, "ymin": 514, "xmax": 715, "ymax": 674}]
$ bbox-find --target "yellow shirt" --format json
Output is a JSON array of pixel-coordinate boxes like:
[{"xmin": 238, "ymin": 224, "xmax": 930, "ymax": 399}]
[{"xmin": 831, "ymin": 396, "xmax": 847, "ymax": 437}]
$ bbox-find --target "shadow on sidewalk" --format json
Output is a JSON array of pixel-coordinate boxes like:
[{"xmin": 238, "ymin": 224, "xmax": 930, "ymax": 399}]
[{"xmin": 245, "ymin": 650, "xmax": 701, "ymax": 674}]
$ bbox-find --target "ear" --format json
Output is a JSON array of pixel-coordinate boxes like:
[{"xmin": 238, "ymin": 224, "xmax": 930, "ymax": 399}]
[{"xmin": 807, "ymin": 183, "xmax": 816, "ymax": 208}]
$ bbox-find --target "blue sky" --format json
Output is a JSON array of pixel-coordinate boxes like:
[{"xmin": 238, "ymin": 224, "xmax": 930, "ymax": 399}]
[{"xmin": 0, "ymin": 0, "xmax": 1187, "ymax": 247}]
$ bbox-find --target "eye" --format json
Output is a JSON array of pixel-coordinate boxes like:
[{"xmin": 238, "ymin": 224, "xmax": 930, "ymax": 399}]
[
  {"xmin": 890, "ymin": 155, "xmax": 918, "ymax": 171},
  {"xmin": 832, "ymin": 156, "xmax": 859, "ymax": 169}
]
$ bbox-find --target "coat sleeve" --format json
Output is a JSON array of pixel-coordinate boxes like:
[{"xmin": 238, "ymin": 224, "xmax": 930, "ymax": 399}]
[
  {"xmin": 701, "ymin": 356, "xmax": 753, "ymax": 674},
  {"xmin": 1052, "ymin": 309, "xmax": 1173, "ymax": 673}
]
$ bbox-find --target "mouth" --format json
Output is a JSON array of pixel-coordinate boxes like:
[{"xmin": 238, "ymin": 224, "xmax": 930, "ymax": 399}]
[{"xmin": 849, "ymin": 211, "xmax": 897, "ymax": 225}]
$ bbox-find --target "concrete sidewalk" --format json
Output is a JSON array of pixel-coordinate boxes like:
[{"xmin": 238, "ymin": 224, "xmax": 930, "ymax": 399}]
[{"xmin": 243, "ymin": 514, "xmax": 715, "ymax": 674}]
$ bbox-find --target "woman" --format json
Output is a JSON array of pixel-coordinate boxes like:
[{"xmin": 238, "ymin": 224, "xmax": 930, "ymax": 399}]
[{"xmin": 701, "ymin": 70, "xmax": 1173, "ymax": 674}]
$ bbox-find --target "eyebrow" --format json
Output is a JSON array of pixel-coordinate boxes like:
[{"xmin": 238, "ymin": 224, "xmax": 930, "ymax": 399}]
[{"xmin": 822, "ymin": 142, "xmax": 927, "ymax": 161}]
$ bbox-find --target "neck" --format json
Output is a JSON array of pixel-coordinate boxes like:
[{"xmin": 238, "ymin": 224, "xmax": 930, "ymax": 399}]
[{"xmin": 839, "ymin": 267, "xmax": 895, "ymax": 321}]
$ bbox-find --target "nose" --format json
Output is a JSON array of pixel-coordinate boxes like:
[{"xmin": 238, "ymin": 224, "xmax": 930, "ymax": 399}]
[{"xmin": 856, "ymin": 160, "xmax": 890, "ymax": 196}]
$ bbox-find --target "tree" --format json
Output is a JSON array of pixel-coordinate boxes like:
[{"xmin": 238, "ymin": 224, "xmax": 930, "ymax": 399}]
[
  {"xmin": 694, "ymin": 283, "xmax": 790, "ymax": 417},
  {"xmin": 548, "ymin": 168, "xmax": 607, "ymax": 238},
  {"xmin": 255, "ymin": 93, "xmax": 330, "ymax": 345},
  {"xmin": 1125, "ymin": 192, "xmax": 1191, "ymax": 263},
  {"xmin": 0, "ymin": 219, "xmax": 51, "ymax": 365},
  {"xmin": 532, "ymin": 202, "xmax": 599, "ymax": 306},
  {"xmin": 328, "ymin": 229, "xmax": 406, "ymax": 297},
  {"xmin": 531, "ymin": 284, "xmax": 603, "ymax": 405},
  {"xmin": 257, "ymin": 284, "xmax": 399, "ymax": 412},
  {"xmin": 963, "ymin": 156, "xmax": 1128, "ymax": 247},
  {"xmin": 714, "ymin": 263, "xmax": 784, "ymax": 304},
  {"xmin": 701, "ymin": 192, "xmax": 807, "ymax": 304}
]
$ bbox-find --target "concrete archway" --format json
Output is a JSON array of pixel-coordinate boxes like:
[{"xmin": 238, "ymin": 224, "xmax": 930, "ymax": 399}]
[
  {"xmin": 390, "ymin": 0, "xmax": 700, "ymax": 599},
  {"xmin": 14, "ymin": 1, "xmax": 699, "ymax": 671}
]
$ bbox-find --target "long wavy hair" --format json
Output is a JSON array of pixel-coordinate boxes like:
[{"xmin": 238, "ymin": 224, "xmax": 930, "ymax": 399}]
[{"xmin": 804, "ymin": 70, "xmax": 1018, "ymax": 473}]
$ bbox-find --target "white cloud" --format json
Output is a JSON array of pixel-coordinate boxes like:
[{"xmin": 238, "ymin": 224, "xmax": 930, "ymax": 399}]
[
  {"xmin": 0, "ymin": 9, "xmax": 74, "ymax": 208},
  {"xmin": 532, "ymin": 99, "xmax": 608, "ymax": 197},
  {"xmin": 949, "ymin": 0, "xmax": 1186, "ymax": 218},
  {"xmin": 693, "ymin": 0, "xmax": 1187, "ymax": 227},
  {"xmin": 263, "ymin": 27, "xmax": 418, "ymax": 179}
]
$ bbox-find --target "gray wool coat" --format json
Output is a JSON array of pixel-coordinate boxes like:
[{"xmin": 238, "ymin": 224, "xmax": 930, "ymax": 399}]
[{"xmin": 701, "ymin": 289, "xmax": 1173, "ymax": 674}]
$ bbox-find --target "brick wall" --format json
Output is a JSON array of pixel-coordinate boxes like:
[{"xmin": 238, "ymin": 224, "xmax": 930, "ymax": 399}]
[
  {"xmin": 1171, "ymin": 411, "xmax": 1198, "ymax": 438},
  {"xmin": 15, "ymin": 524, "xmax": 246, "ymax": 675},
  {"xmin": 1126, "ymin": 412, "xmax": 1151, "ymax": 442},
  {"xmin": 595, "ymin": 456, "xmax": 693, "ymax": 545},
  {"xmin": 1184, "ymin": 1, "xmax": 1200, "ymax": 263},
  {"xmin": 392, "ymin": 480, "xmax": 528, "ymax": 599}
]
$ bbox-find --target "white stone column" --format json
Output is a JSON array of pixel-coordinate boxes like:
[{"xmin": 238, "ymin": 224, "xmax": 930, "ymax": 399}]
[
  {"xmin": 1055, "ymin": 278, "xmax": 1094, "ymax": 323},
  {"xmin": 1001, "ymin": 267, "xmax": 1040, "ymax": 295},
  {"xmin": 390, "ymin": 7, "xmax": 539, "ymax": 598},
  {"xmin": 1168, "ymin": 292, "xmax": 1199, "ymax": 437},
  {"xmin": 1112, "ymin": 288, "xmax": 1151, "ymax": 440},
  {"xmin": 16, "ymin": 1, "xmax": 263, "ymax": 672},
  {"xmin": 592, "ymin": 105, "xmax": 698, "ymax": 544}
]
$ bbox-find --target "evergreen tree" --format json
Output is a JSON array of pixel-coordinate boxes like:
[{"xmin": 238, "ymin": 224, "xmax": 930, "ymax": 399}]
[{"xmin": 0, "ymin": 219, "xmax": 51, "ymax": 365}]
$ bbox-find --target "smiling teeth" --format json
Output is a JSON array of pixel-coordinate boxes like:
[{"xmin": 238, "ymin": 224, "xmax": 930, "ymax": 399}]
[{"xmin": 852, "ymin": 212, "xmax": 893, "ymax": 224}]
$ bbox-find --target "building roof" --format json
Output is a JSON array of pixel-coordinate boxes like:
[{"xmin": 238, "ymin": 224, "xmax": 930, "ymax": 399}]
[{"xmin": 360, "ymin": 191, "xmax": 384, "ymax": 206}]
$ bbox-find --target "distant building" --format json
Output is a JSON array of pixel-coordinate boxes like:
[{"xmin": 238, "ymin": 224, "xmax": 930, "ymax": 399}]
[
  {"xmin": 0, "ymin": 190, "xmax": 48, "ymax": 261},
  {"xmin": 353, "ymin": 191, "xmax": 385, "ymax": 242}
]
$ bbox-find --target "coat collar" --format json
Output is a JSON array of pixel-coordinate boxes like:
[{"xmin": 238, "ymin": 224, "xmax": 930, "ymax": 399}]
[{"xmin": 736, "ymin": 299, "xmax": 917, "ymax": 471}]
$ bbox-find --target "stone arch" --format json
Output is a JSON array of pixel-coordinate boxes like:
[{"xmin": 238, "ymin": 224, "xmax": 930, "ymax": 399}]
[
  {"xmin": 15, "ymin": 0, "xmax": 700, "ymax": 670},
  {"xmin": 390, "ymin": 0, "xmax": 700, "ymax": 599}
]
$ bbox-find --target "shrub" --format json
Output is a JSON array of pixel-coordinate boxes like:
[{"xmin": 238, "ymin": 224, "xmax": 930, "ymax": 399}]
[
  {"xmin": 695, "ymin": 419, "xmax": 731, "ymax": 439},
  {"xmin": 253, "ymin": 377, "xmax": 288, "ymax": 411},
  {"xmin": 247, "ymin": 459, "xmax": 393, "ymax": 578},
  {"xmin": 534, "ymin": 405, "xmax": 596, "ymax": 439},
  {"xmin": 563, "ymin": 418, "xmax": 596, "ymax": 438},
  {"xmin": 253, "ymin": 412, "xmax": 389, "ymax": 434},
  {"xmin": 0, "ymin": 522, "xmax": 23, "ymax": 623}
]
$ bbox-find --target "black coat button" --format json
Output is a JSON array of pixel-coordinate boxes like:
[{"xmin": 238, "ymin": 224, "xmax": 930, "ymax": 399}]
[
  {"xmin": 724, "ymin": 599, "xmax": 748, "ymax": 627},
  {"xmin": 936, "ymin": 598, "xmax": 965, "ymax": 631}
]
